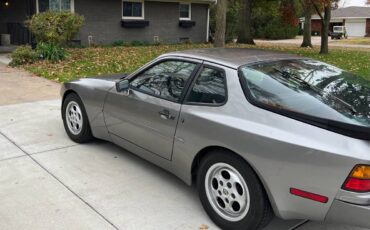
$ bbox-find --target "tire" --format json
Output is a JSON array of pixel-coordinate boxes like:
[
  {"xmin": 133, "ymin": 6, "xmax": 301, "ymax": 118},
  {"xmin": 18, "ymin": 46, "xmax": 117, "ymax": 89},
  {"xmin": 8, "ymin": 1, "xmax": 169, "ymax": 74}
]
[
  {"xmin": 197, "ymin": 150, "xmax": 273, "ymax": 230},
  {"xmin": 62, "ymin": 93, "xmax": 93, "ymax": 143}
]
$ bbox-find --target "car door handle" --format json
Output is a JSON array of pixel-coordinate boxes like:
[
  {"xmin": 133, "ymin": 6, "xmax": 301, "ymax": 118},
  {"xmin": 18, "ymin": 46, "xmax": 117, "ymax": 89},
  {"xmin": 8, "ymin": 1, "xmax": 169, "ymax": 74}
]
[{"xmin": 159, "ymin": 109, "xmax": 175, "ymax": 120}]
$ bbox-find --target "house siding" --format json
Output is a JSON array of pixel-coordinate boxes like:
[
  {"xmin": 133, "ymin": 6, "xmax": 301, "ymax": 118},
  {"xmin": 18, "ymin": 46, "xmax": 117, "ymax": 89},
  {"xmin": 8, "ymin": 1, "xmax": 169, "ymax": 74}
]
[
  {"xmin": 0, "ymin": 0, "xmax": 36, "ymax": 45},
  {"xmin": 0, "ymin": 0, "xmax": 30, "ymax": 34},
  {"xmin": 75, "ymin": 0, "xmax": 209, "ymax": 45}
]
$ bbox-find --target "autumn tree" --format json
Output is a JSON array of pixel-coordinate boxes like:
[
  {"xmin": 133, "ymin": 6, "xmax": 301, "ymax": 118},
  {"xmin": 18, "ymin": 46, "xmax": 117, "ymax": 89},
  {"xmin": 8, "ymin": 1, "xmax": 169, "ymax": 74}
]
[
  {"xmin": 310, "ymin": 0, "xmax": 338, "ymax": 54},
  {"xmin": 280, "ymin": 0, "xmax": 299, "ymax": 26},
  {"xmin": 238, "ymin": 0, "xmax": 255, "ymax": 44},
  {"xmin": 214, "ymin": 0, "xmax": 227, "ymax": 47}
]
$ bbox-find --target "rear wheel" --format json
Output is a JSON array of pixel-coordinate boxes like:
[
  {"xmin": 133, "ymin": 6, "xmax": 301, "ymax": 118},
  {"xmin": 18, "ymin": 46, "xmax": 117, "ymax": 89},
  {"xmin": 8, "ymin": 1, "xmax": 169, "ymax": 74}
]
[
  {"xmin": 62, "ymin": 93, "xmax": 93, "ymax": 143},
  {"xmin": 197, "ymin": 150, "xmax": 273, "ymax": 230}
]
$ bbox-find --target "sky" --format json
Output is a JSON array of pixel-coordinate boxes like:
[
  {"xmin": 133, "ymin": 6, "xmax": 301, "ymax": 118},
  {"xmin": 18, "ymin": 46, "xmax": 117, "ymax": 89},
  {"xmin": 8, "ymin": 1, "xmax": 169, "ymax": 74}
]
[{"xmin": 339, "ymin": 0, "xmax": 369, "ymax": 7}]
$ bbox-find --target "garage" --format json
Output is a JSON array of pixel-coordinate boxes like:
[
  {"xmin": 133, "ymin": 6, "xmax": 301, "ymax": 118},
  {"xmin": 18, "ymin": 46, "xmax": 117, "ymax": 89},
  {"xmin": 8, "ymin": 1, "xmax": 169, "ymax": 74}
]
[
  {"xmin": 309, "ymin": 7, "xmax": 370, "ymax": 38},
  {"xmin": 346, "ymin": 19, "xmax": 367, "ymax": 37}
]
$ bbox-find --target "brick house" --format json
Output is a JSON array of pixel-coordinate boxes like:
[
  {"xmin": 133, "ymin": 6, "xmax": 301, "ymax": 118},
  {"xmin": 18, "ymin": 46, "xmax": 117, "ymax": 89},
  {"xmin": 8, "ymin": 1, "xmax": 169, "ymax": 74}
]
[{"xmin": 0, "ymin": 0, "xmax": 215, "ymax": 46}]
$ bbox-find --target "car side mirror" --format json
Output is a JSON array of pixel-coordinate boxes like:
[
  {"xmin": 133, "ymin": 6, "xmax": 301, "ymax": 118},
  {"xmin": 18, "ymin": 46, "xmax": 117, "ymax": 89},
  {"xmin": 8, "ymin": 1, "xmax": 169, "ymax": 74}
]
[{"xmin": 116, "ymin": 79, "xmax": 130, "ymax": 93}]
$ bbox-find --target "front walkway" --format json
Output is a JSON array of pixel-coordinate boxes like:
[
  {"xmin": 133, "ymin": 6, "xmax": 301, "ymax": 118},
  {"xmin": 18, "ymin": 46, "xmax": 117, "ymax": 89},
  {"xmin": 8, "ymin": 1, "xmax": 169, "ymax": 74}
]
[{"xmin": 0, "ymin": 63, "xmax": 60, "ymax": 105}]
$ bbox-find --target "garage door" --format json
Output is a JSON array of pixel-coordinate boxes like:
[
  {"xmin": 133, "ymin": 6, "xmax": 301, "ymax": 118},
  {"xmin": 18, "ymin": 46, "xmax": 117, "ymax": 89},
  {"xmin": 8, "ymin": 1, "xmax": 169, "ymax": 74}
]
[{"xmin": 346, "ymin": 19, "xmax": 366, "ymax": 37}]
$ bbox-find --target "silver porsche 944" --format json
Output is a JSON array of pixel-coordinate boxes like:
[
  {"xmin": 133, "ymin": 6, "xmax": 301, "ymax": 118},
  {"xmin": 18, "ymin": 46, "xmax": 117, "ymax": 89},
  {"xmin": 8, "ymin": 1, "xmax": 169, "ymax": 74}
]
[{"xmin": 61, "ymin": 48, "xmax": 370, "ymax": 230}]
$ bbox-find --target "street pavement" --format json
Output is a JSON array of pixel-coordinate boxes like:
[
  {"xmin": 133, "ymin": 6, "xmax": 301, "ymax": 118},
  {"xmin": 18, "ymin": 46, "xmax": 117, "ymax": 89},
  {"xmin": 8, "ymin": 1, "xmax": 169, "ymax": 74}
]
[{"xmin": 255, "ymin": 36, "xmax": 370, "ymax": 50}]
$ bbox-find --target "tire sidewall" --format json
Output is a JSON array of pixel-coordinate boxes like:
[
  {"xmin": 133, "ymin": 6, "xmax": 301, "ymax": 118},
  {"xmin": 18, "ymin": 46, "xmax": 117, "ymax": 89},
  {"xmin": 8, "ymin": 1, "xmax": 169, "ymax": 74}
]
[
  {"xmin": 62, "ymin": 93, "xmax": 91, "ymax": 143},
  {"xmin": 197, "ymin": 151, "xmax": 268, "ymax": 230}
]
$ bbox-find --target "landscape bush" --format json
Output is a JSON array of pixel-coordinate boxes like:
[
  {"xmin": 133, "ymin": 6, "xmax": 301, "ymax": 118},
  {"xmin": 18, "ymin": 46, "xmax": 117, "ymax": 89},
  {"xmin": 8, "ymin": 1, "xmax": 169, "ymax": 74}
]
[
  {"xmin": 27, "ymin": 11, "xmax": 84, "ymax": 45},
  {"xmin": 9, "ymin": 45, "xmax": 38, "ymax": 66},
  {"xmin": 130, "ymin": 40, "xmax": 150, "ymax": 46},
  {"xmin": 36, "ymin": 42, "xmax": 67, "ymax": 62},
  {"xmin": 260, "ymin": 19, "xmax": 298, "ymax": 39},
  {"xmin": 253, "ymin": 15, "xmax": 298, "ymax": 40},
  {"xmin": 111, "ymin": 40, "xmax": 126, "ymax": 47}
]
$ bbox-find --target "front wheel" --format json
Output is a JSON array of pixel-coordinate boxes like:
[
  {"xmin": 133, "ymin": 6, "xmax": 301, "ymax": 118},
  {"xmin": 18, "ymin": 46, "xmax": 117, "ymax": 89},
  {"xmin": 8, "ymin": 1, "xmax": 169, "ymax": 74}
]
[
  {"xmin": 62, "ymin": 93, "xmax": 93, "ymax": 143},
  {"xmin": 197, "ymin": 151, "xmax": 273, "ymax": 230}
]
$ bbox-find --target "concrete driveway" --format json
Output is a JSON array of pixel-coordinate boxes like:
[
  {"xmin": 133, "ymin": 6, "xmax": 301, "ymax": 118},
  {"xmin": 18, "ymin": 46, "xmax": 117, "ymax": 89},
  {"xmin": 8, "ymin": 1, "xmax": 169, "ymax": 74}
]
[{"xmin": 0, "ymin": 65, "xmax": 367, "ymax": 230}]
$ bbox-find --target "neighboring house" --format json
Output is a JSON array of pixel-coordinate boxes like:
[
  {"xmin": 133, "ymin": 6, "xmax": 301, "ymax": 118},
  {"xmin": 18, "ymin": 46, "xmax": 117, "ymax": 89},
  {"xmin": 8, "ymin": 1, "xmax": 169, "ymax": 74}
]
[
  {"xmin": 309, "ymin": 6, "xmax": 370, "ymax": 37},
  {"xmin": 0, "ymin": 0, "xmax": 215, "ymax": 46}
]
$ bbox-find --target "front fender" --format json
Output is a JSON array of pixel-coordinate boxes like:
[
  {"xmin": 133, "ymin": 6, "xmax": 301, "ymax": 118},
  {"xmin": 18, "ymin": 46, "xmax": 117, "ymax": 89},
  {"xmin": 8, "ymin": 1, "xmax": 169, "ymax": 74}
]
[{"xmin": 61, "ymin": 77, "xmax": 119, "ymax": 140}]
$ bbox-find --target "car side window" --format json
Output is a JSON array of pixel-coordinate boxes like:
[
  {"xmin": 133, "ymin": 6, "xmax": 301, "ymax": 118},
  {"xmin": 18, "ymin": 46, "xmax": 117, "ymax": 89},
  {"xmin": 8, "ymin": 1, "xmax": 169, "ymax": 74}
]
[
  {"xmin": 186, "ymin": 67, "xmax": 226, "ymax": 105},
  {"xmin": 130, "ymin": 60, "xmax": 197, "ymax": 102}
]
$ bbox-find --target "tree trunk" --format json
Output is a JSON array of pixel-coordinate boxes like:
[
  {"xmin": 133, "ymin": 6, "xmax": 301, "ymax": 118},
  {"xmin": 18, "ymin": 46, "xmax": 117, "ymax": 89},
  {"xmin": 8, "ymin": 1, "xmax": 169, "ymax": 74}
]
[
  {"xmin": 238, "ymin": 0, "xmax": 255, "ymax": 44},
  {"xmin": 301, "ymin": 8, "xmax": 313, "ymax": 48},
  {"xmin": 320, "ymin": 5, "xmax": 331, "ymax": 54},
  {"xmin": 214, "ymin": 0, "xmax": 227, "ymax": 47}
]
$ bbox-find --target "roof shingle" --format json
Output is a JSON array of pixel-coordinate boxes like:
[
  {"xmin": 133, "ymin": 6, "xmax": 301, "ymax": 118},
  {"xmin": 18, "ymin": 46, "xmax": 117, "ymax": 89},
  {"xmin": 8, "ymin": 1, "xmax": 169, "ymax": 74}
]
[{"xmin": 312, "ymin": 6, "xmax": 370, "ymax": 19}]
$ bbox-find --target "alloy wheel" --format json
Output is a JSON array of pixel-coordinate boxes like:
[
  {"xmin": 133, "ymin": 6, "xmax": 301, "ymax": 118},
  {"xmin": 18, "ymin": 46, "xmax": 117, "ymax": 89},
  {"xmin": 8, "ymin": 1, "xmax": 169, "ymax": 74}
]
[
  {"xmin": 205, "ymin": 162, "xmax": 251, "ymax": 222},
  {"xmin": 65, "ymin": 101, "xmax": 83, "ymax": 135}
]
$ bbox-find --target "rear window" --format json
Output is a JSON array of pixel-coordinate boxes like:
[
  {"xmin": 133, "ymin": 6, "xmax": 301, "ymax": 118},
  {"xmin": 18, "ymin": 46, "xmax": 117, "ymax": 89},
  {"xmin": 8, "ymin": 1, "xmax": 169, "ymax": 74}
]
[{"xmin": 239, "ymin": 59, "xmax": 370, "ymax": 137}]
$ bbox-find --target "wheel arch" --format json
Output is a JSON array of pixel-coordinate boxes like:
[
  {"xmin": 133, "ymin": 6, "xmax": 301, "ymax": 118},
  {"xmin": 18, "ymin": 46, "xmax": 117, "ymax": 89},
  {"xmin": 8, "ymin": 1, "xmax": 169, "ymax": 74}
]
[
  {"xmin": 62, "ymin": 89, "xmax": 78, "ymax": 104},
  {"xmin": 191, "ymin": 145, "xmax": 278, "ymax": 216},
  {"xmin": 61, "ymin": 89, "xmax": 79, "ymax": 118}
]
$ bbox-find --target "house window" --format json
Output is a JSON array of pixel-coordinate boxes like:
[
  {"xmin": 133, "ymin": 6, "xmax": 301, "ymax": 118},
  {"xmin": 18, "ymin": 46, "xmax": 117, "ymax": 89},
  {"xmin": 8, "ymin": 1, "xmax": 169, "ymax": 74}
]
[
  {"xmin": 37, "ymin": 0, "xmax": 74, "ymax": 13},
  {"xmin": 179, "ymin": 3, "xmax": 191, "ymax": 20},
  {"xmin": 122, "ymin": 0, "xmax": 144, "ymax": 20}
]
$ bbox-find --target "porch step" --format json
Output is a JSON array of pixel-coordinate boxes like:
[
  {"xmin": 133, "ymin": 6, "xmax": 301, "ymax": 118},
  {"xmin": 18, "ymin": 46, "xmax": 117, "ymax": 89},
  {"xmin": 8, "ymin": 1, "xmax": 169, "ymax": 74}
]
[
  {"xmin": 0, "ymin": 45, "xmax": 17, "ymax": 53},
  {"xmin": 0, "ymin": 53, "xmax": 12, "ymax": 65}
]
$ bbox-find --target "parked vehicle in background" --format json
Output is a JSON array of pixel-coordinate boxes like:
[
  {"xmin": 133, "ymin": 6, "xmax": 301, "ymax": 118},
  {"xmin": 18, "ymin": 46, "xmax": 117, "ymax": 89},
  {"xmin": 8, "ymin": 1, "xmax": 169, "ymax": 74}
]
[
  {"xmin": 61, "ymin": 48, "xmax": 370, "ymax": 230},
  {"xmin": 330, "ymin": 26, "xmax": 348, "ymax": 39}
]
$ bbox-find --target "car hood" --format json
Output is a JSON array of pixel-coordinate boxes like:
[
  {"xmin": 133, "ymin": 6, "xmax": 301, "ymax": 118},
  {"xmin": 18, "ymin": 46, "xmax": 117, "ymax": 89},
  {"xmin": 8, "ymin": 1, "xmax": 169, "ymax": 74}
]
[{"xmin": 88, "ymin": 73, "xmax": 129, "ymax": 81}]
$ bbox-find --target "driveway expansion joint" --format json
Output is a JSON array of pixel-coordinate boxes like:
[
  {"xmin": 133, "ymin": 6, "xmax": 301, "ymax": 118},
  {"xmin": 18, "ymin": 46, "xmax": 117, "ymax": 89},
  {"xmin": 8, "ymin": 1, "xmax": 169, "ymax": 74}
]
[
  {"xmin": 0, "ymin": 154, "xmax": 28, "ymax": 163},
  {"xmin": 29, "ymin": 144, "xmax": 80, "ymax": 156},
  {"xmin": 0, "ymin": 130, "xmax": 119, "ymax": 230},
  {"xmin": 289, "ymin": 219, "xmax": 310, "ymax": 230}
]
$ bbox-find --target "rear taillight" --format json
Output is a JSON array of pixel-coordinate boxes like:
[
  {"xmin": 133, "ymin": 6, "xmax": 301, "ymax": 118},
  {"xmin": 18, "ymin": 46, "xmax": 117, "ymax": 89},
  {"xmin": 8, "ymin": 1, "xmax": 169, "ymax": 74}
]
[{"xmin": 342, "ymin": 165, "xmax": 370, "ymax": 193}]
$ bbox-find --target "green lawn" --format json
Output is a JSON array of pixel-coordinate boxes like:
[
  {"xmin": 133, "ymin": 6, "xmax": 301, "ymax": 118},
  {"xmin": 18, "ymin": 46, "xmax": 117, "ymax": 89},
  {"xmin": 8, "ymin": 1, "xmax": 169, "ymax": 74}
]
[{"xmin": 24, "ymin": 43, "xmax": 370, "ymax": 82}]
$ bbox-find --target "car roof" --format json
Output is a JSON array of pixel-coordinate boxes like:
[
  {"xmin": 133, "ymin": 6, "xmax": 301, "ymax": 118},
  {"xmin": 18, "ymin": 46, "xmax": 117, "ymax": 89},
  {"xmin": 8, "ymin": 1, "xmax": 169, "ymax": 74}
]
[{"xmin": 163, "ymin": 48, "xmax": 303, "ymax": 69}]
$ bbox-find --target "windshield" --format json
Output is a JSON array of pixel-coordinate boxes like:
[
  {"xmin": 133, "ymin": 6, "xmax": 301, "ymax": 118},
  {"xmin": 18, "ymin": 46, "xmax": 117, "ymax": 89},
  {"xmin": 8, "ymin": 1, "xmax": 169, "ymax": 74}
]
[
  {"xmin": 333, "ymin": 26, "xmax": 344, "ymax": 32},
  {"xmin": 239, "ymin": 59, "xmax": 370, "ymax": 129}
]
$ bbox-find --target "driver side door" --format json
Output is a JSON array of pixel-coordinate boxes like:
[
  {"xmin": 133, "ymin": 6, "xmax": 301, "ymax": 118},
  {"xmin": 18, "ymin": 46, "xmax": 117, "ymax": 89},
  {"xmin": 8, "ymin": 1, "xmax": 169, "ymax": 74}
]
[{"xmin": 104, "ymin": 58, "xmax": 201, "ymax": 160}]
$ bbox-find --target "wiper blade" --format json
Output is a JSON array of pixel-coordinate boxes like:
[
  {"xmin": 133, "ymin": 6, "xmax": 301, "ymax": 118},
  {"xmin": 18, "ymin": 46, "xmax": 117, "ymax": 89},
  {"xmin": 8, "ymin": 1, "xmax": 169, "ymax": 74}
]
[
  {"xmin": 273, "ymin": 67, "xmax": 311, "ymax": 88},
  {"xmin": 273, "ymin": 67, "xmax": 358, "ymax": 115}
]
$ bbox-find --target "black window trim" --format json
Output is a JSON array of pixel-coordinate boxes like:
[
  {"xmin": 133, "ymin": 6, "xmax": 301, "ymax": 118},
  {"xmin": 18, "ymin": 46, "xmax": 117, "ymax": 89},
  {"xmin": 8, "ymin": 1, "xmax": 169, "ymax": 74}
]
[
  {"xmin": 238, "ymin": 59, "xmax": 370, "ymax": 140},
  {"xmin": 183, "ymin": 64, "xmax": 228, "ymax": 107},
  {"xmin": 128, "ymin": 58, "xmax": 202, "ymax": 103}
]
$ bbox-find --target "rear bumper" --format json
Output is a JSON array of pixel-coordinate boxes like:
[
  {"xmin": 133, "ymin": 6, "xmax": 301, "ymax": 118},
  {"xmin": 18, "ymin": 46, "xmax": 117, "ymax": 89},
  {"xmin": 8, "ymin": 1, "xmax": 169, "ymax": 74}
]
[{"xmin": 325, "ymin": 200, "xmax": 370, "ymax": 228}]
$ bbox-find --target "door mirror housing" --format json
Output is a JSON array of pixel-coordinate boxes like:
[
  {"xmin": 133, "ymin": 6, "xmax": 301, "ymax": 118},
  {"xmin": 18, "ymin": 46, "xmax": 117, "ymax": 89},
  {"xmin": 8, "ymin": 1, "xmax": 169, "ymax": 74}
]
[{"xmin": 116, "ymin": 79, "xmax": 130, "ymax": 93}]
